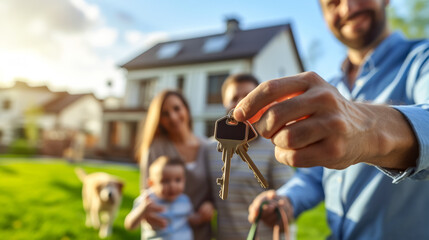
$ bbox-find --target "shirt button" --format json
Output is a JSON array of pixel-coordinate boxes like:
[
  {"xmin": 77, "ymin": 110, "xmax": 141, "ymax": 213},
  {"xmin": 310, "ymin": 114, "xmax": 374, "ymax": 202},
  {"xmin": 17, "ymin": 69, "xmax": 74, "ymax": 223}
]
[
  {"xmin": 356, "ymin": 80, "xmax": 364, "ymax": 87},
  {"xmin": 337, "ymin": 177, "xmax": 342, "ymax": 183}
]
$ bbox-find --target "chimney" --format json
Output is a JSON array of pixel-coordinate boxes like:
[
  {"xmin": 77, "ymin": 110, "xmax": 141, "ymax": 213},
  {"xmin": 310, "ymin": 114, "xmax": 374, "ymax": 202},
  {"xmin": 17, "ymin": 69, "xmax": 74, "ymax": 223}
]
[{"xmin": 225, "ymin": 17, "xmax": 240, "ymax": 35}]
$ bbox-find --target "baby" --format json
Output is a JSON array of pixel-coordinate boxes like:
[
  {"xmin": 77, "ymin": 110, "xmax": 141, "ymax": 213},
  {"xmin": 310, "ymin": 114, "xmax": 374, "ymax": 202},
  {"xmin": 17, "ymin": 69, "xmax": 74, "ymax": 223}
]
[{"xmin": 125, "ymin": 156, "xmax": 214, "ymax": 240}]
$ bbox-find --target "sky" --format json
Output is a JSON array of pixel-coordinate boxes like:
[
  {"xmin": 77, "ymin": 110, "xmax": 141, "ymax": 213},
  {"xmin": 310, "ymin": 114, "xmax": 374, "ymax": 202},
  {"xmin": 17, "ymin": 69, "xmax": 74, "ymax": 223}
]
[{"xmin": 0, "ymin": 0, "xmax": 406, "ymax": 99}]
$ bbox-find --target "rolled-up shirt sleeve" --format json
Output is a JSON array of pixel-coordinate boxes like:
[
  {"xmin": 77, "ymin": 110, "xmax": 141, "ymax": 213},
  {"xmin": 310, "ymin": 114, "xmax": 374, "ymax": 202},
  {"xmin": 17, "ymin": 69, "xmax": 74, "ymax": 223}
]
[
  {"xmin": 276, "ymin": 167, "xmax": 325, "ymax": 218},
  {"xmin": 379, "ymin": 49, "xmax": 429, "ymax": 182},
  {"xmin": 392, "ymin": 105, "xmax": 429, "ymax": 181}
]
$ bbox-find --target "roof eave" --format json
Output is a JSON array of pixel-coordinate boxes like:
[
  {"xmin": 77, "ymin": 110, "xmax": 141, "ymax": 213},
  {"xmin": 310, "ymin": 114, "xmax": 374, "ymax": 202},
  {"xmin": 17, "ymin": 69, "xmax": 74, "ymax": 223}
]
[{"xmin": 122, "ymin": 54, "xmax": 255, "ymax": 71}]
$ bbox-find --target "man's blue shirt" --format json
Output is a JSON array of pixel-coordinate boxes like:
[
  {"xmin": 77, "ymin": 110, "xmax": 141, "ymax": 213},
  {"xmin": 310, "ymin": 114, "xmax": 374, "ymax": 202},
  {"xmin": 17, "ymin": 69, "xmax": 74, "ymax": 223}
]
[{"xmin": 278, "ymin": 32, "xmax": 429, "ymax": 240}]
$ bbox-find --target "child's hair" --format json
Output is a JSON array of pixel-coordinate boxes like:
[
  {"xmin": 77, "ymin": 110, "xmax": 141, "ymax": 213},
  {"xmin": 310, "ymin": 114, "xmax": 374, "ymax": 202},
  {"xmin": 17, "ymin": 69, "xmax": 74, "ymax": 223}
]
[{"xmin": 148, "ymin": 156, "xmax": 186, "ymax": 179}]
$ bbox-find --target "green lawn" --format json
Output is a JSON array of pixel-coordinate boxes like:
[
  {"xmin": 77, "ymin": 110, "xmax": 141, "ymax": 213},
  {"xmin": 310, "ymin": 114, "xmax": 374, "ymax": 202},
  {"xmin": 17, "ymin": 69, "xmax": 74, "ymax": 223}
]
[{"xmin": 0, "ymin": 158, "xmax": 329, "ymax": 240}]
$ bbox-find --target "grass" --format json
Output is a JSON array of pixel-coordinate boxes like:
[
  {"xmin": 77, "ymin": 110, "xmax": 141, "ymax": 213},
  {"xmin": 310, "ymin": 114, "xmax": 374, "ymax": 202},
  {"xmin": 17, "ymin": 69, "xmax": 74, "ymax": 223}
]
[{"xmin": 0, "ymin": 158, "xmax": 330, "ymax": 240}]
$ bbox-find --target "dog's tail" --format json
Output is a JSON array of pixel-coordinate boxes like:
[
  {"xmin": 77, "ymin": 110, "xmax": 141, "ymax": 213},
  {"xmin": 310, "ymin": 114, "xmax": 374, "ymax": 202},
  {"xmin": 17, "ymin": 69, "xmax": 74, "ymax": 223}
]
[{"xmin": 75, "ymin": 167, "xmax": 87, "ymax": 182}]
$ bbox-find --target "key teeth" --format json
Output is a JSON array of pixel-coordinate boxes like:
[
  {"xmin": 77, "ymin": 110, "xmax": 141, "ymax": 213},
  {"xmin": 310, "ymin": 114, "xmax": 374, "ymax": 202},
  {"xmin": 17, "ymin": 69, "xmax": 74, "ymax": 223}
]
[{"xmin": 251, "ymin": 172, "xmax": 267, "ymax": 188}]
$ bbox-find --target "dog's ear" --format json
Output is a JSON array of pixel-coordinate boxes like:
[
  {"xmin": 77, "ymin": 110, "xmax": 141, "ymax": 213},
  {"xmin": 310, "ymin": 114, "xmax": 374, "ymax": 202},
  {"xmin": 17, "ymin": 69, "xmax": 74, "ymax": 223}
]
[
  {"xmin": 115, "ymin": 181, "xmax": 124, "ymax": 193},
  {"xmin": 96, "ymin": 184, "xmax": 103, "ymax": 195}
]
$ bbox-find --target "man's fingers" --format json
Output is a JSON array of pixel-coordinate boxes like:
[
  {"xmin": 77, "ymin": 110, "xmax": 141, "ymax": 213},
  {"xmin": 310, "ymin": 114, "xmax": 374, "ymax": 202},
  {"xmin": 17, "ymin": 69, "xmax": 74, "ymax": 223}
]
[
  {"xmin": 274, "ymin": 137, "xmax": 349, "ymax": 168},
  {"xmin": 248, "ymin": 190, "xmax": 279, "ymax": 223},
  {"xmin": 271, "ymin": 117, "xmax": 325, "ymax": 150},
  {"xmin": 234, "ymin": 73, "xmax": 312, "ymax": 122},
  {"xmin": 248, "ymin": 202, "xmax": 277, "ymax": 223},
  {"xmin": 253, "ymin": 93, "xmax": 314, "ymax": 138}
]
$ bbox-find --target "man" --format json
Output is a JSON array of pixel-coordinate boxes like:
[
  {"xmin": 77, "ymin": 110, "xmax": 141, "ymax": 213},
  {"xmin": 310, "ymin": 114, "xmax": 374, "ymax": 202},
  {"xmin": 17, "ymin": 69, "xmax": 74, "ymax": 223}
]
[
  {"xmin": 208, "ymin": 73, "xmax": 295, "ymax": 240},
  {"xmin": 237, "ymin": 0, "xmax": 429, "ymax": 239}
]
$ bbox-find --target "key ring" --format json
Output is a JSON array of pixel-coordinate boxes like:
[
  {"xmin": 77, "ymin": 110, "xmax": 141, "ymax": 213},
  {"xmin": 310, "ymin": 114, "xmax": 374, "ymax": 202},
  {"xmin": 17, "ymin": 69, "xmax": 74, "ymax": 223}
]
[{"xmin": 227, "ymin": 108, "xmax": 237, "ymax": 124}]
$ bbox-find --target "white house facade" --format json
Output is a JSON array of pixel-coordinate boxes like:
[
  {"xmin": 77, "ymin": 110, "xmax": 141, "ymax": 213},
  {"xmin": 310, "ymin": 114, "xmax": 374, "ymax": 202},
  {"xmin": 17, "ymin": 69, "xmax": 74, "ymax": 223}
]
[{"xmin": 100, "ymin": 18, "xmax": 305, "ymax": 162}]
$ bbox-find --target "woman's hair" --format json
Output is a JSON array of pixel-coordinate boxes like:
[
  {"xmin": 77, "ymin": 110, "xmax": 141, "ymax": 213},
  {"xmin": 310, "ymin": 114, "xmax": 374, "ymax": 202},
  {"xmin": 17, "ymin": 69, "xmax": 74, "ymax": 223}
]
[{"xmin": 135, "ymin": 89, "xmax": 192, "ymax": 161}]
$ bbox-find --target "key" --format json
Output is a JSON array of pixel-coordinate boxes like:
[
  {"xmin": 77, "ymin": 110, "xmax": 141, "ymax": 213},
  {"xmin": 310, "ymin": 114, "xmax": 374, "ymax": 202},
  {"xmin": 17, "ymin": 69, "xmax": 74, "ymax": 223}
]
[
  {"xmin": 214, "ymin": 115, "xmax": 249, "ymax": 200},
  {"xmin": 236, "ymin": 121, "xmax": 269, "ymax": 188},
  {"xmin": 216, "ymin": 117, "xmax": 256, "ymax": 153},
  {"xmin": 236, "ymin": 144, "xmax": 269, "ymax": 188}
]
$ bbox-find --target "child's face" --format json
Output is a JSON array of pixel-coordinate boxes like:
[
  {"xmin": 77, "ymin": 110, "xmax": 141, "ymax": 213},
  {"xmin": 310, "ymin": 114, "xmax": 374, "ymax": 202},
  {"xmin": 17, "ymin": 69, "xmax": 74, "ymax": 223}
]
[{"xmin": 150, "ymin": 165, "xmax": 185, "ymax": 202}]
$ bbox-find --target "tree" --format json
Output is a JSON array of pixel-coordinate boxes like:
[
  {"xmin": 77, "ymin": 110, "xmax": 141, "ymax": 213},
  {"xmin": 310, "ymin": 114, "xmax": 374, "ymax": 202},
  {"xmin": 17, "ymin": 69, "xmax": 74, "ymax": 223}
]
[{"xmin": 388, "ymin": 0, "xmax": 429, "ymax": 39}]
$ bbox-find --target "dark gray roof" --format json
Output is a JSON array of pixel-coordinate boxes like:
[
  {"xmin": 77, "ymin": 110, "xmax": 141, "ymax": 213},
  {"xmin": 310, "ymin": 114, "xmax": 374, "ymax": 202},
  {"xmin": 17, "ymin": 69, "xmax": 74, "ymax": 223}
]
[{"xmin": 121, "ymin": 23, "xmax": 304, "ymax": 71}]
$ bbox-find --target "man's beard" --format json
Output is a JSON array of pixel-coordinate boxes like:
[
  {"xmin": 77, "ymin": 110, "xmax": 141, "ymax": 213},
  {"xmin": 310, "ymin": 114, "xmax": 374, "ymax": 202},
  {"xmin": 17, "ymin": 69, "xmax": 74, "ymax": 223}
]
[{"xmin": 333, "ymin": 8, "xmax": 386, "ymax": 50}]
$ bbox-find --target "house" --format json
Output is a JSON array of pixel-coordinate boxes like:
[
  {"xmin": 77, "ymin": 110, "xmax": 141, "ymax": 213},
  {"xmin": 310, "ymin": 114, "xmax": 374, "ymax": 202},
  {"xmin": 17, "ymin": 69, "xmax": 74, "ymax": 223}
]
[
  {"xmin": 0, "ymin": 81, "xmax": 103, "ymax": 157},
  {"xmin": 100, "ymin": 18, "xmax": 304, "ymax": 162}
]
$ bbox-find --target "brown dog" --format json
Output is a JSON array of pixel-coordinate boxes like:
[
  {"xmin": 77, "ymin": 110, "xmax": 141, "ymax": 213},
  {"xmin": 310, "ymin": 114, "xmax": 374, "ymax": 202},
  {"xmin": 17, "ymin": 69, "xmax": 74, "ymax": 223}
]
[{"xmin": 75, "ymin": 168, "xmax": 124, "ymax": 238}]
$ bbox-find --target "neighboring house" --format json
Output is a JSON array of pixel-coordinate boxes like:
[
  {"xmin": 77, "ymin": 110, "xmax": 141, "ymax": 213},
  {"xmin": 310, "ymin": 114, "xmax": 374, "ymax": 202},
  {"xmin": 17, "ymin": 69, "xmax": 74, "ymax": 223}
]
[
  {"xmin": 100, "ymin": 18, "xmax": 304, "ymax": 162},
  {"xmin": 0, "ymin": 81, "xmax": 102, "ymax": 157},
  {"xmin": 41, "ymin": 93, "xmax": 102, "ymax": 136},
  {"xmin": 0, "ymin": 81, "xmax": 57, "ymax": 145}
]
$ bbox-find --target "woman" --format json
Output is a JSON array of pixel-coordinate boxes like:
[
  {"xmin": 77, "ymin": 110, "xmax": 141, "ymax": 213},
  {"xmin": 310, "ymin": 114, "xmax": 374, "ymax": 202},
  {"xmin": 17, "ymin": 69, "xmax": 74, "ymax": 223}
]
[{"xmin": 137, "ymin": 89, "xmax": 213, "ymax": 240}]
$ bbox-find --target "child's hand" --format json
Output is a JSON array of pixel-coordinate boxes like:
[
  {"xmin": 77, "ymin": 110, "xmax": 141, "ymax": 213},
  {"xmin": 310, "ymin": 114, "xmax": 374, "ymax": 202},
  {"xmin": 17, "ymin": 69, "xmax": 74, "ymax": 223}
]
[
  {"xmin": 198, "ymin": 201, "xmax": 214, "ymax": 222},
  {"xmin": 141, "ymin": 195, "xmax": 168, "ymax": 229},
  {"xmin": 125, "ymin": 194, "xmax": 167, "ymax": 230}
]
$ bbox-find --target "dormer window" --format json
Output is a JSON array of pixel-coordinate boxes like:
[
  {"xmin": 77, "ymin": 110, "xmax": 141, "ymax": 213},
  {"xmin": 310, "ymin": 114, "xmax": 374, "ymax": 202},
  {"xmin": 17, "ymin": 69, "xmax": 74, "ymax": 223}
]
[
  {"xmin": 157, "ymin": 42, "xmax": 182, "ymax": 59},
  {"xmin": 203, "ymin": 36, "xmax": 230, "ymax": 53}
]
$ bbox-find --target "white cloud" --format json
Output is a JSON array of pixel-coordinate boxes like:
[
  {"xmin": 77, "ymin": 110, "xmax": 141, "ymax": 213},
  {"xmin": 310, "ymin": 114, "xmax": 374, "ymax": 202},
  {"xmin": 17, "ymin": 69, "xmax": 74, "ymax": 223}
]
[
  {"xmin": 0, "ymin": 0, "xmax": 127, "ymax": 98},
  {"xmin": 125, "ymin": 30, "xmax": 169, "ymax": 50},
  {"xmin": 87, "ymin": 27, "xmax": 119, "ymax": 48},
  {"xmin": 70, "ymin": 0, "xmax": 100, "ymax": 22}
]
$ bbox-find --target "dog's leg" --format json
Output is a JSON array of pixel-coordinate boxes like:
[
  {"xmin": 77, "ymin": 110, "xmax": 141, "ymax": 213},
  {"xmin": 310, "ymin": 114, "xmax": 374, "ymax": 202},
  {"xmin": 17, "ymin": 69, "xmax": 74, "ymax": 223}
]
[
  {"xmin": 90, "ymin": 205, "xmax": 101, "ymax": 229},
  {"xmin": 85, "ymin": 208, "xmax": 92, "ymax": 227},
  {"xmin": 99, "ymin": 211, "xmax": 113, "ymax": 238},
  {"xmin": 99, "ymin": 202, "xmax": 120, "ymax": 238},
  {"xmin": 82, "ymin": 184, "xmax": 93, "ymax": 228}
]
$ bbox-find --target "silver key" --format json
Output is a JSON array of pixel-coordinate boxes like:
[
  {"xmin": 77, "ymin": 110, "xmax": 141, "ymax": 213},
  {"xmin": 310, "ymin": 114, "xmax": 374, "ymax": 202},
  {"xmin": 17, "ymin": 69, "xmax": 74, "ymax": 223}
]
[
  {"xmin": 236, "ymin": 143, "xmax": 269, "ymax": 189},
  {"xmin": 214, "ymin": 115, "xmax": 248, "ymax": 200}
]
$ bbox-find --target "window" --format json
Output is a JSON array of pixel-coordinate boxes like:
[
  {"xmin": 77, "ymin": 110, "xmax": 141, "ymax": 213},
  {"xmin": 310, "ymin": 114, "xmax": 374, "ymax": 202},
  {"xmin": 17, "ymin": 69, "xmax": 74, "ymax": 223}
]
[
  {"xmin": 157, "ymin": 42, "xmax": 182, "ymax": 59},
  {"xmin": 139, "ymin": 79, "xmax": 156, "ymax": 108},
  {"xmin": 203, "ymin": 36, "xmax": 230, "ymax": 53},
  {"xmin": 206, "ymin": 73, "xmax": 228, "ymax": 104},
  {"xmin": 177, "ymin": 75, "xmax": 185, "ymax": 92},
  {"xmin": 3, "ymin": 99, "xmax": 11, "ymax": 110}
]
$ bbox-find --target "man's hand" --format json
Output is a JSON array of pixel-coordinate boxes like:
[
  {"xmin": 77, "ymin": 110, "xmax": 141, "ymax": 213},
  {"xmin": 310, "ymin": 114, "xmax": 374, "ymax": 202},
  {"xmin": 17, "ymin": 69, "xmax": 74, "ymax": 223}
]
[
  {"xmin": 198, "ymin": 201, "xmax": 214, "ymax": 222},
  {"xmin": 248, "ymin": 190, "xmax": 294, "ymax": 227},
  {"xmin": 234, "ymin": 72, "xmax": 417, "ymax": 170},
  {"xmin": 189, "ymin": 201, "xmax": 214, "ymax": 226}
]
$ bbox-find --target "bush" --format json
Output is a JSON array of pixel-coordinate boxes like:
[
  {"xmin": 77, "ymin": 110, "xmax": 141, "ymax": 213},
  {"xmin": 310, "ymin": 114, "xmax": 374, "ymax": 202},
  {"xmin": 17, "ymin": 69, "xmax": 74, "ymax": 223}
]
[{"xmin": 7, "ymin": 139, "xmax": 38, "ymax": 156}]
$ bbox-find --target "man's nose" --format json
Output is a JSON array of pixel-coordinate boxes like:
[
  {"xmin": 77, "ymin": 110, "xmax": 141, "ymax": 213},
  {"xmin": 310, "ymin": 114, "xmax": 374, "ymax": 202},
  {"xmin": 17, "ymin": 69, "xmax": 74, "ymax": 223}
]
[{"xmin": 338, "ymin": 0, "xmax": 360, "ymax": 18}]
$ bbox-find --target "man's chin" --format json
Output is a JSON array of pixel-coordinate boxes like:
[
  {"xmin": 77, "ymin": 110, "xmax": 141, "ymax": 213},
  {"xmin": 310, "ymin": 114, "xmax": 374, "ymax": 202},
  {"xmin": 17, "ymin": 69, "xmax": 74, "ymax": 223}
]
[{"xmin": 340, "ymin": 37, "xmax": 369, "ymax": 50}]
